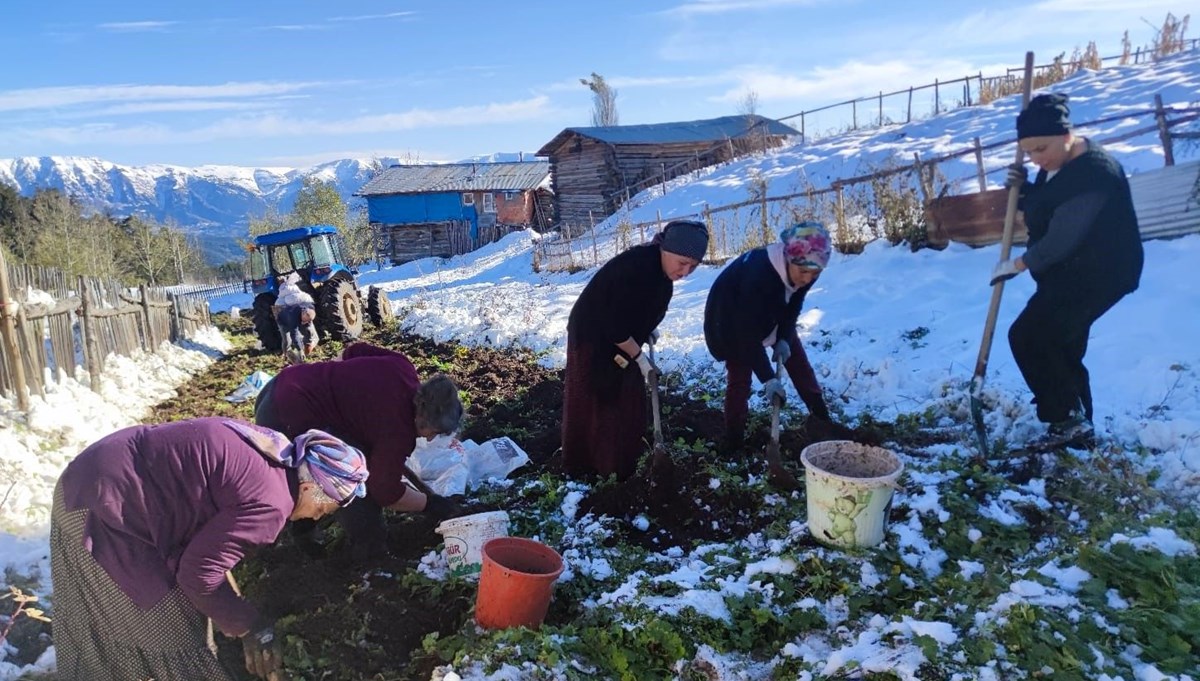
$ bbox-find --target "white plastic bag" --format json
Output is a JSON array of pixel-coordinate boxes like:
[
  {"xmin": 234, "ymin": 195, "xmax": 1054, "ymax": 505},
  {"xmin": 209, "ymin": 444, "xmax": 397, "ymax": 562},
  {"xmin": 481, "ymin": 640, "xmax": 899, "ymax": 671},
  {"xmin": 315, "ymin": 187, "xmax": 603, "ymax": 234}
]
[
  {"xmin": 408, "ymin": 434, "xmax": 531, "ymax": 496},
  {"xmin": 223, "ymin": 370, "xmax": 273, "ymax": 403}
]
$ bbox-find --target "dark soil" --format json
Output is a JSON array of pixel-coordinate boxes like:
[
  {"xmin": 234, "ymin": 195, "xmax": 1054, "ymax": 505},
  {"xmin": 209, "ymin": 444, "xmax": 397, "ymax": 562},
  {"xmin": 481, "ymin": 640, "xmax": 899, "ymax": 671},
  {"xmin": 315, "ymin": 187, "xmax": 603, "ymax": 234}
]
[{"xmin": 128, "ymin": 314, "xmax": 953, "ymax": 680}]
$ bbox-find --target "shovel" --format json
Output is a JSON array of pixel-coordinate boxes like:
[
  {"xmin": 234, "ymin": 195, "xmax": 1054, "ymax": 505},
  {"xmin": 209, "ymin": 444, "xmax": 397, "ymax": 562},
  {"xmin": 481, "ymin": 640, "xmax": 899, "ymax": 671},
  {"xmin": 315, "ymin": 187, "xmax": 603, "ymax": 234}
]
[
  {"xmin": 764, "ymin": 354, "xmax": 801, "ymax": 491},
  {"xmin": 644, "ymin": 340, "xmax": 676, "ymax": 489},
  {"xmin": 969, "ymin": 51, "xmax": 1034, "ymax": 458}
]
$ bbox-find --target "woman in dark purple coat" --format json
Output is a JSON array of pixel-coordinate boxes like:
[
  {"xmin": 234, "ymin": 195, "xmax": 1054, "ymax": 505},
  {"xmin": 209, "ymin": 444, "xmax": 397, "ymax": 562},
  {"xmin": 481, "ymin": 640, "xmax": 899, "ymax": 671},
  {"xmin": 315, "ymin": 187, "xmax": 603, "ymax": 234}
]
[
  {"xmin": 50, "ymin": 417, "xmax": 369, "ymax": 681},
  {"xmin": 561, "ymin": 219, "xmax": 709, "ymax": 479}
]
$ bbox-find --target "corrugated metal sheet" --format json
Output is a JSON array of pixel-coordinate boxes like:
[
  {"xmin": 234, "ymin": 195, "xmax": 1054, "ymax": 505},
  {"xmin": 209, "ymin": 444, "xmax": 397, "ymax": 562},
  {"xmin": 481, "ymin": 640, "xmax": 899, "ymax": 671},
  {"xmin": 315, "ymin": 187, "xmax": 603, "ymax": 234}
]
[
  {"xmin": 536, "ymin": 115, "xmax": 800, "ymax": 155},
  {"xmin": 357, "ymin": 161, "xmax": 550, "ymax": 196},
  {"xmin": 1129, "ymin": 160, "xmax": 1200, "ymax": 240}
]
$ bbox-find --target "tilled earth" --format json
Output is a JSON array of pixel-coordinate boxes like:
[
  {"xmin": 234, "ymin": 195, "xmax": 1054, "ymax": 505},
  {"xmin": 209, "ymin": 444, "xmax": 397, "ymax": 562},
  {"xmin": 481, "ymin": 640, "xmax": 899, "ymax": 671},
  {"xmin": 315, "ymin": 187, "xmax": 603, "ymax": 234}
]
[{"xmin": 118, "ymin": 315, "xmax": 947, "ymax": 680}]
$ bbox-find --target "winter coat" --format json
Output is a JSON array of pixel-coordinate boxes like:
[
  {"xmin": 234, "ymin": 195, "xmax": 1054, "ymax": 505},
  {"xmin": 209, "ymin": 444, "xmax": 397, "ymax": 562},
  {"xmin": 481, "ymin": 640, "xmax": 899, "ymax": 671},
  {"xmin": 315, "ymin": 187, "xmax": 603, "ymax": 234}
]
[
  {"xmin": 254, "ymin": 342, "xmax": 421, "ymax": 507},
  {"xmin": 704, "ymin": 247, "xmax": 813, "ymax": 383},
  {"xmin": 58, "ymin": 417, "xmax": 296, "ymax": 637},
  {"xmin": 1020, "ymin": 140, "xmax": 1143, "ymax": 297},
  {"xmin": 567, "ymin": 244, "xmax": 673, "ymax": 400}
]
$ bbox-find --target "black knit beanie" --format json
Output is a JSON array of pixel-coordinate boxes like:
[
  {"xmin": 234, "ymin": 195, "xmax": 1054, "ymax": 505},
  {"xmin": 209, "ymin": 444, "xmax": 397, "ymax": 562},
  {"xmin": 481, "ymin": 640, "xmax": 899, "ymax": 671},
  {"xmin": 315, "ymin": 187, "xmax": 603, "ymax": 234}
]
[
  {"xmin": 658, "ymin": 220, "xmax": 709, "ymax": 261},
  {"xmin": 1017, "ymin": 93, "xmax": 1072, "ymax": 139}
]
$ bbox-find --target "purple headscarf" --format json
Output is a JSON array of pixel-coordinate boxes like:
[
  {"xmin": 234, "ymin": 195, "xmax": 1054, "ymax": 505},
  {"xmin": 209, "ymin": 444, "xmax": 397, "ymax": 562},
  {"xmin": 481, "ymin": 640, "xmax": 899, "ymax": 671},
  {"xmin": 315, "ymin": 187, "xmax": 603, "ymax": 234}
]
[{"xmin": 222, "ymin": 420, "xmax": 368, "ymax": 506}]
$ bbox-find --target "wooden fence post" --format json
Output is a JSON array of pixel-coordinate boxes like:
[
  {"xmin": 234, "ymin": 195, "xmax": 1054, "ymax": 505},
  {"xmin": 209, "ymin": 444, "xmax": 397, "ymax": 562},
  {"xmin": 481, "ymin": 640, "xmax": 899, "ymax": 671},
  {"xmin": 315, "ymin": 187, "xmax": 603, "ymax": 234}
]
[
  {"xmin": 565, "ymin": 227, "xmax": 575, "ymax": 270},
  {"xmin": 139, "ymin": 284, "xmax": 156, "ymax": 350},
  {"xmin": 852, "ymin": 99, "xmax": 857, "ymax": 129},
  {"xmin": 169, "ymin": 293, "xmax": 181, "ymax": 342},
  {"xmin": 972, "ymin": 137, "xmax": 988, "ymax": 191},
  {"xmin": 588, "ymin": 211, "xmax": 599, "ymax": 265},
  {"xmin": 800, "ymin": 113, "xmax": 805, "ymax": 143},
  {"xmin": 0, "ymin": 250, "xmax": 29, "ymax": 411},
  {"xmin": 1154, "ymin": 94, "xmax": 1175, "ymax": 166},
  {"xmin": 834, "ymin": 183, "xmax": 846, "ymax": 241},
  {"xmin": 934, "ymin": 78, "xmax": 940, "ymax": 113},
  {"xmin": 907, "ymin": 87, "xmax": 913, "ymax": 122},
  {"xmin": 912, "ymin": 154, "xmax": 931, "ymax": 207},
  {"xmin": 78, "ymin": 276, "xmax": 101, "ymax": 393},
  {"xmin": 878, "ymin": 91, "xmax": 884, "ymax": 126}
]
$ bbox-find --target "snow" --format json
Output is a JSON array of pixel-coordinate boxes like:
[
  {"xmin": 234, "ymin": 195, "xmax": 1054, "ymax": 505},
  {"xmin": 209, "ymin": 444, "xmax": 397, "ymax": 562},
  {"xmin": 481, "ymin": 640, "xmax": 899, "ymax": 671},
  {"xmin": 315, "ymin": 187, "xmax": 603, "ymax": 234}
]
[{"xmin": 3, "ymin": 50, "xmax": 1200, "ymax": 681}]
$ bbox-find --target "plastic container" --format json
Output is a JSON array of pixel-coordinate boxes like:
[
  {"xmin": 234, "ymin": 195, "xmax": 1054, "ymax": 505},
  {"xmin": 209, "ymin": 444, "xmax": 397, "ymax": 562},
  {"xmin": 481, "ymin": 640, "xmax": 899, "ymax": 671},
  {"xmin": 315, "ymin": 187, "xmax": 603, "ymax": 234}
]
[
  {"xmin": 435, "ymin": 510, "xmax": 510, "ymax": 577},
  {"xmin": 800, "ymin": 440, "xmax": 904, "ymax": 548},
  {"xmin": 474, "ymin": 537, "xmax": 564, "ymax": 630}
]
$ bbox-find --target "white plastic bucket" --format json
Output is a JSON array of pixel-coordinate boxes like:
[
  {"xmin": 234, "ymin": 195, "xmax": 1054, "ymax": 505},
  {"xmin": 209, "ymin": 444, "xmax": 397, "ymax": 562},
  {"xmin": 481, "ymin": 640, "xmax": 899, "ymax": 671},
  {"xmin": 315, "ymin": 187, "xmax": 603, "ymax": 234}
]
[
  {"xmin": 800, "ymin": 441, "xmax": 903, "ymax": 548},
  {"xmin": 435, "ymin": 511, "xmax": 511, "ymax": 577}
]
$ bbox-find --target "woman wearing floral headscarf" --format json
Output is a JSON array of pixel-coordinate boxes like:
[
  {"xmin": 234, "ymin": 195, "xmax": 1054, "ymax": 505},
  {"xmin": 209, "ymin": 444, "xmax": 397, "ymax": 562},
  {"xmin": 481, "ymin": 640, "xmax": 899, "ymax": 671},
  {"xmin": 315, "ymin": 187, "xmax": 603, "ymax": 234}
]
[
  {"xmin": 704, "ymin": 222, "xmax": 836, "ymax": 451},
  {"xmin": 50, "ymin": 416, "xmax": 369, "ymax": 681}
]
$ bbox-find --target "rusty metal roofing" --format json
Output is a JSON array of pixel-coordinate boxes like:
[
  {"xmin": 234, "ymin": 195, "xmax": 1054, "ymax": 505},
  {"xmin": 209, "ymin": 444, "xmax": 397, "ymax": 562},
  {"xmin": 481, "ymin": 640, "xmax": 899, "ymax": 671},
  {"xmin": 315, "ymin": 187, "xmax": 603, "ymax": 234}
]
[
  {"xmin": 356, "ymin": 160, "xmax": 550, "ymax": 196},
  {"xmin": 536, "ymin": 114, "xmax": 800, "ymax": 156}
]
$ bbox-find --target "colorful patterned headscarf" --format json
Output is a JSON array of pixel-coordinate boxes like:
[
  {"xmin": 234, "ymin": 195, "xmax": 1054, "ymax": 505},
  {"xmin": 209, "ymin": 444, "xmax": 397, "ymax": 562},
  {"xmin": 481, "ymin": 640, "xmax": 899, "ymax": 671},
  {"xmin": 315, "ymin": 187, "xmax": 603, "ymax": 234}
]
[
  {"xmin": 779, "ymin": 222, "xmax": 832, "ymax": 270},
  {"xmin": 222, "ymin": 420, "xmax": 368, "ymax": 507}
]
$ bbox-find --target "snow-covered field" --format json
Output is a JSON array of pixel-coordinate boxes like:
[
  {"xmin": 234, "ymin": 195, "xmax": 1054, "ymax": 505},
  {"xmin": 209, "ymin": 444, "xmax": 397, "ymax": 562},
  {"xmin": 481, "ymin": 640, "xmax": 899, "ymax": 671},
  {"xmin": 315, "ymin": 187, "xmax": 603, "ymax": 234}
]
[{"xmin": 3, "ymin": 49, "xmax": 1199, "ymax": 680}]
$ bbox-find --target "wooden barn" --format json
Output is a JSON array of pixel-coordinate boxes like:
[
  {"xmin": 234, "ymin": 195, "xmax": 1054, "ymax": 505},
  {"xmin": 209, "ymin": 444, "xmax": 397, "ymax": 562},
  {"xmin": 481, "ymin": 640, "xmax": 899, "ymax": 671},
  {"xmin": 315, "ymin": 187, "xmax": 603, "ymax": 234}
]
[
  {"xmin": 356, "ymin": 161, "xmax": 551, "ymax": 264},
  {"xmin": 536, "ymin": 114, "xmax": 800, "ymax": 229}
]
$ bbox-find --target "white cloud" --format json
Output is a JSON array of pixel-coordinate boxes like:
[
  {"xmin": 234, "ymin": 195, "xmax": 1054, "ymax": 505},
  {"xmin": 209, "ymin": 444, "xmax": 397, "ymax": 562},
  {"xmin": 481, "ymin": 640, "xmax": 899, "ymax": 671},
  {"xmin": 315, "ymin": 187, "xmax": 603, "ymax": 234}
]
[
  {"xmin": 329, "ymin": 11, "xmax": 418, "ymax": 22},
  {"xmin": 96, "ymin": 21, "xmax": 176, "ymax": 32},
  {"xmin": 265, "ymin": 24, "xmax": 330, "ymax": 32},
  {"xmin": 711, "ymin": 57, "xmax": 980, "ymax": 105},
  {"xmin": 8, "ymin": 96, "xmax": 556, "ymax": 147},
  {"xmin": 662, "ymin": 0, "xmax": 828, "ymax": 17},
  {"xmin": 0, "ymin": 81, "xmax": 333, "ymax": 113}
]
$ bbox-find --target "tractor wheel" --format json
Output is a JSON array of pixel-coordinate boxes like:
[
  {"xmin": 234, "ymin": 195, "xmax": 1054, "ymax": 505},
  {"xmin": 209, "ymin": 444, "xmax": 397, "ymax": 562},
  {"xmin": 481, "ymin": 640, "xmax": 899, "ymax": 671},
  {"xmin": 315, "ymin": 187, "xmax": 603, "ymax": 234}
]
[
  {"xmin": 366, "ymin": 286, "xmax": 394, "ymax": 328},
  {"xmin": 318, "ymin": 277, "xmax": 364, "ymax": 342},
  {"xmin": 252, "ymin": 293, "xmax": 282, "ymax": 352}
]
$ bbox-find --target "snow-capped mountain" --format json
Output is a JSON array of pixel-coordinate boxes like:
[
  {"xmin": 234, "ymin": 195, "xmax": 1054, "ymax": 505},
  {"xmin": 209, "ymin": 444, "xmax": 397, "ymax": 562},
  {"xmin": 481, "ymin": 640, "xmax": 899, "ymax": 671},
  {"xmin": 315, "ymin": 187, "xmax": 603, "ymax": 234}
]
[{"xmin": 0, "ymin": 156, "xmax": 386, "ymax": 263}]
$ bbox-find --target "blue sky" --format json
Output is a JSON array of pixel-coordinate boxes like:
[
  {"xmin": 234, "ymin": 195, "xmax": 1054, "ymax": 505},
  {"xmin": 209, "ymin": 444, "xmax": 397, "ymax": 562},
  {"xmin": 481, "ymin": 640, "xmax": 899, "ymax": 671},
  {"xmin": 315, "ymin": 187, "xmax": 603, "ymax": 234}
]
[{"xmin": 0, "ymin": 0, "xmax": 1189, "ymax": 168}]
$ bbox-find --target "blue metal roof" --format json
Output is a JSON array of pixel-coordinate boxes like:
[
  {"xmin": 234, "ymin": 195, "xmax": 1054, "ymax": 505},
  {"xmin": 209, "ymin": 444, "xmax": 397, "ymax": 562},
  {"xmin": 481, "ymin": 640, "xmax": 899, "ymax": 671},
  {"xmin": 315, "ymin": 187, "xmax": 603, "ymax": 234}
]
[
  {"xmin": 536, "ymin": 115, "xmax": 800, "ymax": 155},
  {"xmin": 253, "ymin": 224, "xmax": 338, "ymax": 246},
  {"xmin": 356, "ymin": 161, "xmax": 550, "ymax": 196}
]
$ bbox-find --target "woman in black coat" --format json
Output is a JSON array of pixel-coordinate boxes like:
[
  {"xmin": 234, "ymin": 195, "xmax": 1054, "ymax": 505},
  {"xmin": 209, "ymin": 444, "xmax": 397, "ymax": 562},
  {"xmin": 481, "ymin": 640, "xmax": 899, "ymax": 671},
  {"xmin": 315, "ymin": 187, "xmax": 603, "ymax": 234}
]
[
  {"xmin": 704, "ymin": 222, "xmax": 834, "ymax": 450},
  {"xmin": 562, "ymin": 219, "xmax": 709, "ymax": 479}
]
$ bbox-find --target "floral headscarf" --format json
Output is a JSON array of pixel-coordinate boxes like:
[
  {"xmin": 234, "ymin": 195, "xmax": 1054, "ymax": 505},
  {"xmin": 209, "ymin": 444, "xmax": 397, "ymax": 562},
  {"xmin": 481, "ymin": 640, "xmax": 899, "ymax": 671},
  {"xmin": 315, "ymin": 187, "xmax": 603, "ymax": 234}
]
[
  {"xmin": 779, "ymin": 222, "xmax": 832, "ymax": 270},
  {"xmin": 222, "ymin": 420, "xmax": 368, "ymax": 506}
]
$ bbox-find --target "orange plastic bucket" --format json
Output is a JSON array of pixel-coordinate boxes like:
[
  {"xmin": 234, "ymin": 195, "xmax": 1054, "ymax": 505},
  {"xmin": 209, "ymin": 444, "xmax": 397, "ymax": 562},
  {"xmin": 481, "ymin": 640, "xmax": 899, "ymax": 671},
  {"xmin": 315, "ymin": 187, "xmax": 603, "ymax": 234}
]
[{"xmin": 474, "ymin": 537, "xmax": 564, "ymax": 630}]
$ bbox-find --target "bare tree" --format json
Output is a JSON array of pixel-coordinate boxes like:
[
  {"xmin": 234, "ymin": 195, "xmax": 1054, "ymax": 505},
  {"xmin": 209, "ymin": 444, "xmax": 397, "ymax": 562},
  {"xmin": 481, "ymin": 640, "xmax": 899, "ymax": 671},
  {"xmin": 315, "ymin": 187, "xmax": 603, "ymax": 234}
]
[
  {"xmin": 737, "ymin": 90, "xmax": 760, "ymax": 116},
  {"xmin": 581, "ymin": 72, "xmax": 619, "ymax": 126}
]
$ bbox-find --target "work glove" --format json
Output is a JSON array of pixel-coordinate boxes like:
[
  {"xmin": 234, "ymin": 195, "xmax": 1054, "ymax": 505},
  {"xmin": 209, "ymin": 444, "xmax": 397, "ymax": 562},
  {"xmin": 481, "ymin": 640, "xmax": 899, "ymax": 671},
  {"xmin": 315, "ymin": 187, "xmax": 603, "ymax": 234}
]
[
  {"xmin": 242, "ymin": 618, "xmax": 283, "ymax": 680},
  {"xmin": 633, "ymin": 350, "xmax": 658, "ymax": 381},
  {"xmin": 423, "ymin": 494, "xmax": 463, "ymax": 523},
  {"xmin": 990, "ymin": 259, "xmax": 1021, "ymax": 286},
  {"xmin": 762, "ymin": 377, "xmax": 787, "ymax": 405},
  {"xmin": 1004, "ymin": 162, "xmax": 1028, "ymax": 190},
  {"xmin": 771, "ymin": 339, "xmax": 791, "ymax": 364},
  {"xmin": 649, "ymin": 328, "xmax": 660, "ymax": 345}
]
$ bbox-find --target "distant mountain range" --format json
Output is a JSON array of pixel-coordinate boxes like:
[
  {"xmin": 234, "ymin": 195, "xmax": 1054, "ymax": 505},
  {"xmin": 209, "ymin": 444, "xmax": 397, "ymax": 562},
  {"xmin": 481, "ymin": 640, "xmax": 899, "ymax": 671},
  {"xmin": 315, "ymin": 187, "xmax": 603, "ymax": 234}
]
[{"xmin": 0, "ymin": 152, "xmax": 536, "ymax": 264}]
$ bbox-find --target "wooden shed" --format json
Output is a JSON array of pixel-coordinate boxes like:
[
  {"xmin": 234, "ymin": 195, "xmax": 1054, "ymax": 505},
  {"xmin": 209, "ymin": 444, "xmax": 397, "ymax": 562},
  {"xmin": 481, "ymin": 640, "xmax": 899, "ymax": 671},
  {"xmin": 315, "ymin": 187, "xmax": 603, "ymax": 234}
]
[
  {"xmin": 536, "ymin": 115, "xmax": 800, "ymax": 229},
  {"xmin": 356, "ymin": 161, "xmax": 551, "ymax": 264}
]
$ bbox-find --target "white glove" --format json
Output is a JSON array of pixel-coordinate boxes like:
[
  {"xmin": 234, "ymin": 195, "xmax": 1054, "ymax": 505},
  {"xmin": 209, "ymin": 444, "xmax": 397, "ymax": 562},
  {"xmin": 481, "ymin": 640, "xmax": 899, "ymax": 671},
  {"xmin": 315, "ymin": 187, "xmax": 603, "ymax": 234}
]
[
  {"xmin": 771, "ymin": 339, "xmax": 791, "ymax": 364},
  {"xmin": 634, "ymin": 351, "xmax": 657, "ymax": 380},
  {"xmin": 990, "ymin": 259, "xmax": 1021, "ymax": 286},
  {"xmin": 762, "ymin": 377, "xmax": 787, "ymax": 405}
]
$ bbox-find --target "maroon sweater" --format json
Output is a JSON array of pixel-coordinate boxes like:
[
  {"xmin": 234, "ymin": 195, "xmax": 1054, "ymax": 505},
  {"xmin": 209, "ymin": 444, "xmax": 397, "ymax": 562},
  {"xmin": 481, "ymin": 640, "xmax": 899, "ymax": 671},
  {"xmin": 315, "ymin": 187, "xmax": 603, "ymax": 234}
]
[
  {"xmin": 256, "ymin": 342, "xmax": 421, "ymax": 507},
  {"xmin": 60, "ymin": 417, "xmax": 295, "ymax": 636}
]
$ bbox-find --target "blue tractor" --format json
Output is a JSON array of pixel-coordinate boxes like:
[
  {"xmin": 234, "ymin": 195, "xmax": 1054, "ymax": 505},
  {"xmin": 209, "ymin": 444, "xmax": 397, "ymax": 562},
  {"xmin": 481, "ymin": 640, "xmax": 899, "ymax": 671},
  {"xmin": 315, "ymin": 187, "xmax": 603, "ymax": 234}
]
[{"xmin": 246, "ymin": 225, "xmax": 391, "ymax": 351}]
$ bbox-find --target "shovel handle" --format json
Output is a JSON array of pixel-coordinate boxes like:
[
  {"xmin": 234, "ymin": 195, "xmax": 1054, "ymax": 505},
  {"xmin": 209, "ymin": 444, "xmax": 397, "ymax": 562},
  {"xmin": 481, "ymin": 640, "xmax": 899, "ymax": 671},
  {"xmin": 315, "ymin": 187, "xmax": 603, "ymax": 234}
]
[
  {"xmin": 769, "ymin": 353, "xmax": 784, "ymax": 444},
  {"xmin": 647, "ymin": 339, "xmax": 664, "ymax": 448}
]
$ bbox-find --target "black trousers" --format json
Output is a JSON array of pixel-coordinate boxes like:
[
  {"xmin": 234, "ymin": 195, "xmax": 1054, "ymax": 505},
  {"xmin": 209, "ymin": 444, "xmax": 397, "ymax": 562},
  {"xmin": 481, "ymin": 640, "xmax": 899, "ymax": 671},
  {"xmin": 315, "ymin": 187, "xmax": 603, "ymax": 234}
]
[{"xmin": 1007, "ymin": 284, "xmax": 1127, "ymax": 424}]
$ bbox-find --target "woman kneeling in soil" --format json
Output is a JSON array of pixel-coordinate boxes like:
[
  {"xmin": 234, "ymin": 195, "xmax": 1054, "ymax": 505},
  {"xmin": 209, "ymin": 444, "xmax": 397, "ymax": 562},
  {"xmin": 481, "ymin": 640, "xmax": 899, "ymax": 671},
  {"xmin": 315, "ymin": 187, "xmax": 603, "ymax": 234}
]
[
  {"xmin": 562, "ymin": 219, "xmax": 709, "ymax": 479},
  {"xmin": 50, "ymin": 416, "xmax": 368, "ymax": 681},
  {"xmin": 254, "ymin": 341, "xmax": 463, "ymax": 560}
]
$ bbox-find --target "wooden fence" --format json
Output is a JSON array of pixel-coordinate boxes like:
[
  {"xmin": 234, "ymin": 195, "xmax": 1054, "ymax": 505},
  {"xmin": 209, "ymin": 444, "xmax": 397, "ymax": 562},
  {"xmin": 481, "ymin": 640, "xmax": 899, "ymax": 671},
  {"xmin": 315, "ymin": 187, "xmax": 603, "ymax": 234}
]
[
  {"xmin": 533, "ymin": 100, "xmax": 1200, "ymax": 272},
  {"xmin": 0, "ymin": 251, "xmax": 214, "ymax": 411}
]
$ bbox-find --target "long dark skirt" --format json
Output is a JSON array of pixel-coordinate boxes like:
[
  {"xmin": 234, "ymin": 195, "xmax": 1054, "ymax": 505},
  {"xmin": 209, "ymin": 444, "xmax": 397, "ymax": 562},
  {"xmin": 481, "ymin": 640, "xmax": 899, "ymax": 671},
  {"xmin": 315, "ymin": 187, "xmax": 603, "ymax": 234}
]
[
  {"xmin": 561, "ymin": 338, "xmax": 647, "ymax": 479},
  {"xmin": 49, "ymin": 482, "xmax": 236, "ymax": 681}
]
